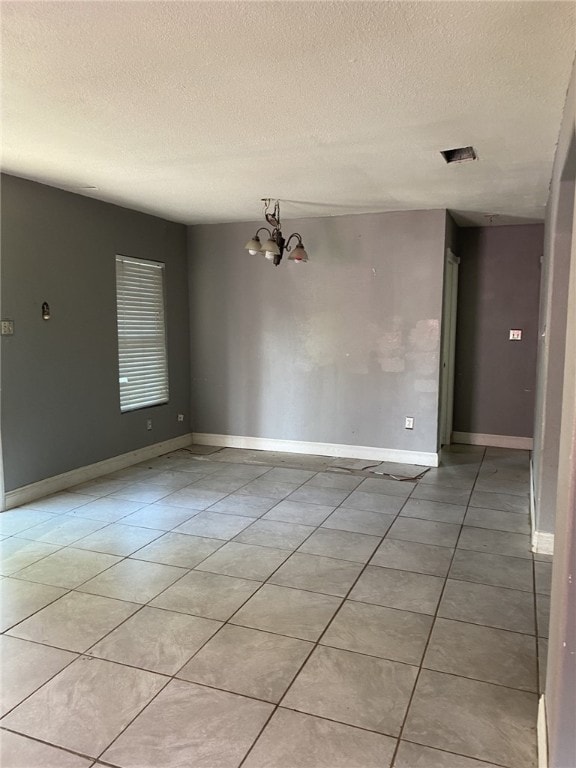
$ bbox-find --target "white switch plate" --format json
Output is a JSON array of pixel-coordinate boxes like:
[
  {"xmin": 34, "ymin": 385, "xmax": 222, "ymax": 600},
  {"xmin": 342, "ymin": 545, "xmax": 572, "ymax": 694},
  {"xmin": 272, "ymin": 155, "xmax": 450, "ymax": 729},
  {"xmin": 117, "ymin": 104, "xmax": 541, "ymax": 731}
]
[
  {"xmin": 146, "ymin": 419, "xmax": 152, "ymax": 431},
  {"xmin": 510, "ymin": 329, "xmax": 522, "ymax": 340},
  {"xmin": 1, "ymin": 320, "xmax": 14, "ymax": 335},
  {"xmin": 405, "ymin": 417, "xmax": 414, "ymax": 429}
]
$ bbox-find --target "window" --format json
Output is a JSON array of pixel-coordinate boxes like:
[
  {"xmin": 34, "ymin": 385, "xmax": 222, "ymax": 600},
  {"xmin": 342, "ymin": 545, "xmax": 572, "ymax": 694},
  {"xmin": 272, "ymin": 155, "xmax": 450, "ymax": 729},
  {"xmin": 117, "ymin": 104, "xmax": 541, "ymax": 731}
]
[{"xmin": 115, "ymin": 255, "xmax": 169, "ymax": 412}]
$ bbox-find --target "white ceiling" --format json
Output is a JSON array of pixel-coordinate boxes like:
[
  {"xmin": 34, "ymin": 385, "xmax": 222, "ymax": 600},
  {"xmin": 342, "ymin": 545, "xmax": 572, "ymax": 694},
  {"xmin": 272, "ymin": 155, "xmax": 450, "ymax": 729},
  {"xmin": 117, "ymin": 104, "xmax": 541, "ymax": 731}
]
[{"xmin": 1, "ymin": 1, "xmax": 575, "ymax": 226}]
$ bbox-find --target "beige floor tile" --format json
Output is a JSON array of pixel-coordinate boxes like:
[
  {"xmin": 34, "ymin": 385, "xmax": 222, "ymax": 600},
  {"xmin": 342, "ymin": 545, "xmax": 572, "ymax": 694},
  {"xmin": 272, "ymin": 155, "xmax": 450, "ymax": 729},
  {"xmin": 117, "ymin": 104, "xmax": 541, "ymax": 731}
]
[
  {"xmin": 286, "ymin": 486, "xmax": 351, "ymax": 507},
  {"xmin": 230, "ymin": 584, "xmax": 341, "ymax": 641},
  {"xmin": 6, "ymin": 590, "xmax": 139, "ymax": 652},
  {"xmin": 2, "ymin": 657, "xmax": 166, "ymax": 758},
  {"xmin": 449, "ymin": 549, "xmax": 533, "ymax": 591},
  {"xmin": 387, "ymin": 517, "xmax": 460, "ymax": 548},
  {"xmin": 243, "ymin": 708, "xmax": 397, "ymax": 768},
  {"xmin": 370, "ymin": 538, "xmax": 453, "ymax": 577},
  {"xmin": 299, "ymin": 528, "xmax": 381, "ymax": 563},
  {"xmin": 195, "ymin": 541, "xmax": 290, "ymax": 580},
  {"xmin": 237, "ymin": 479, "xmax": 301, "ymax": 500},
  {"xmin": 469, "ymin": 490, "xmax": 529, "ymax": 513},
  {"xmin": 24, "ymin": 492, "xmax": 95, "ymax": 514},
  {"xmin": 0, "ymin": 538, "xmax": 61, "ymax": 576},
  {"xmin": 263, "ymin": 499, "xmax": 335, "ymax": 526},
  {"xmin": 66, "ymin": 497, "xmax": 146, "ymax": 522},
  {"xmin": 0, "ymin": 577, "xmax": 68, "ymax": 631},
  {"xmin": 403, "ymin": 669, "xmax": 538, "ymax": 767},
  {"xmin": 321, "ymin": 508, "xmax": 395, "ymax": 536},
  {"xmin": 269, "ymin": 552, "xmax": 363, "ymax": 596},
  {"xmin": 400, "ymin": 498, "xmax": 467, "ymax": 524},
  {"xmin": 102, "ymin": 679, "xmax": 273, "ymax": 768},
  {"xmin": 120, "ymin": 503, "xmax": 200, "ymax": 530},
  {"xmin": 394, "ymin": 741, "xmax": 502, "ymax": 768},
  {"xmin": 458, "ymin": 527, "xmax": 531, "ymax": 559},
  {"xmin": 282, "ymin": 645, "xmax": 417, "ymax": 735},
  {"xmin": 77, "ymin": 558, "xmax": 187, "ymax": 603},
  {"xmin": 464, "ymin": 507, "xmax": 530, "ymax": 534},
  {"xmin": 0, "ymin": 635, "xmax": 76, "ymax": 715},
  {"xmin": 0, "ymin": 509, "xmax": 59, "ymax": 537},
  {"xmin": 89, "ymin": 606, "xmax": 221, "ymax": 674},
  {"xmin": 14, "ymin": 515, "xmax": 108, "ymax": 546},
  {"xmin": 304, "ymin": 472, "xmax": 363, "ymax": 491},
  {"xmin": 321, "ymin": 600, "xmax": 432, "ymax": 665},
  {"xmin": 150, "ymin": 569, "xmax": 261, "ymax": 619},
  {"xmin": 160, "ymin": 487, "xmax": 229, "ymax": 509},
  {"xmin": 0, "ymin": 731, "xmax": 93, "ymax": 768},
  {"xmin": 438, "ymin": 579, "xmax": 535, "ymax": 634},
  {"xmin": 235, "ymin": 519, "xmax": 315, "ymax": 550},
  {"xmin": 14, "ymin": 547, "xmax": 121, "ymax": 588},
  {"xmin": 350, "ymin": 566, "xmax": 444, "ymax": 615},
  {"xmin": 174, "ymin": 510, "xmax": 257, "ymax": 539},
  {"xmin": 109, "ymin": 482, "xmax": 174, "ymax": 504},
  {"xmin": 72, "ymin": 523, "xmax": 163, "ymax": 556},
  {"xmin": 423, "ymin": 618, "xmax": 537, "ymax": 691},
  {"xmin": 131, "ymin": 531, "xmax": 223, "ymax": 567},
  {"xmin": 339, "ymin": 490, "xmax": 404, "ymax": 514},
  {"xmin": 207, "ymin": 494, "xmax": 276, "ymax": 517},
  {"xmin": 178, "ymin": 624, "xmax": 312, "ymax": 702},
  {"xmin": 410, "ymin": 485, "xmax": 471, "ymax": 506}
]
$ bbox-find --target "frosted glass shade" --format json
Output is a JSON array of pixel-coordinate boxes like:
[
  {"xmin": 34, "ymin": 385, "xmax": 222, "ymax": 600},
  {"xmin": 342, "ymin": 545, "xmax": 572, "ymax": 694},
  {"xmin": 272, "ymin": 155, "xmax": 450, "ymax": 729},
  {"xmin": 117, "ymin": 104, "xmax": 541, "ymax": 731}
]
[
  {"xmin": 288, "ymin": 244, "xmax": 309, "ymax": 263},
  {"xmin": 262, "ymin": 238, "xmax": 280, "ymax": 256},
  {"xmin": 245, "ymin": 236, "xmax": 262, "ymax": 255}
]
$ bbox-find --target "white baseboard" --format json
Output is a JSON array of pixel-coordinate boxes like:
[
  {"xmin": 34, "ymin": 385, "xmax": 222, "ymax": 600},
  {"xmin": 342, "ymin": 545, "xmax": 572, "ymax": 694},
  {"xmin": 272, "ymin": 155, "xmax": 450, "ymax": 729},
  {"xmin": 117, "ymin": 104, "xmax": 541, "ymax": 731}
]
[
  {"xmin": 532, "ymin": 530, "xmax": 555, "ymax": 556},
  {"xmin": 538, "ymin": 695, "xmax": 548, "ymax": 768},
  {"xmin": 2, "ymin": 433, "xmax": 193, "ymax": 511},
  {"xmin": 192, "ymin": 433, "xmax": 439, "ymax": 467},
  {"xmin": 452, "ymin": 431, "xmax": 534, "ymax": 450}
]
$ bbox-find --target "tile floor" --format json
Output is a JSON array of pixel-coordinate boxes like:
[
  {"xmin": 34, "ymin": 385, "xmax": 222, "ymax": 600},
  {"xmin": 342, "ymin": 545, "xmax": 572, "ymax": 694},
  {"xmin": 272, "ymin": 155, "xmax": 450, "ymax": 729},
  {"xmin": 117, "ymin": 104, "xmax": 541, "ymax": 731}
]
[{"xmin": 0, "ymin": 444, "xmax": 551, "ymax": 767}]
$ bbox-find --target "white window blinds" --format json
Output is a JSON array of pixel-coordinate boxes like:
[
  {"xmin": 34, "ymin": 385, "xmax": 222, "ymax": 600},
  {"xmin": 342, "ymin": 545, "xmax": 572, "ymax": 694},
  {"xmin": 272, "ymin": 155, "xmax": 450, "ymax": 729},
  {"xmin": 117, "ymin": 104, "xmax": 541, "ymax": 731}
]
[{"xmin": 115, "ymin": 255, "xmax": 169, "ymax": 412}]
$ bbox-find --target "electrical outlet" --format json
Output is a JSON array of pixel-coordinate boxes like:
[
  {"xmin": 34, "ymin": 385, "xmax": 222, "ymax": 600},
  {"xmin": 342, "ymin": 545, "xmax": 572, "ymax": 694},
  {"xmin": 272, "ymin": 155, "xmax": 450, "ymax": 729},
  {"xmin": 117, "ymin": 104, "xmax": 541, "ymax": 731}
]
[
  {"xmin": 509, "ymin": 329, "xmax": 522, "ymax": 341},
  {"xmin": 146, "ymin": 419, "xmax": 152, "ymax": 431},
  {"xmin": 1, "ymin": 320, "xmax": 14, "ymax": 335},
  {"xmin": 177, "ymin": 414, "xmax": 184, "ymax": 422},
  {"xmin": 405, "ymin": 417, "xmax": 414, "ymax": 430}
]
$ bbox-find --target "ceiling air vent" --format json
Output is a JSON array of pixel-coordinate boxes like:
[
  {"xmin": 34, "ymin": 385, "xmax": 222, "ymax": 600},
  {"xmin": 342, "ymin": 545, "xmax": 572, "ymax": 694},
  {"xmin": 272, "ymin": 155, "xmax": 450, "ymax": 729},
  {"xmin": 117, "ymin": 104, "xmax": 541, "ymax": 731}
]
[{"xmin": 440, "ymin": 146, "xmax": 477, "ymax": 164}]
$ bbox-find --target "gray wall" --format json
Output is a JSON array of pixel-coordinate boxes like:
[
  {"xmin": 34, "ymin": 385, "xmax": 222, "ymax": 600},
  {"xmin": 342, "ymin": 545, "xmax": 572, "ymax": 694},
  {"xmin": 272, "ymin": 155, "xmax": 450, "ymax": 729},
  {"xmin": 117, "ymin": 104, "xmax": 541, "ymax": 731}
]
[
  {"xmin": 453, "ymin": 225, "xmax": 543, "ymax": 438},
  {"xmin": 188, "ymin": 209, "xmax": 447, "ymax": 456},
  {"xmin": 539, "ymin": 57, "xmax": 576, "ymax": 768},
  {"xmin": 0, "ymin": 174, "xmax": 191, "ymax": 492}
]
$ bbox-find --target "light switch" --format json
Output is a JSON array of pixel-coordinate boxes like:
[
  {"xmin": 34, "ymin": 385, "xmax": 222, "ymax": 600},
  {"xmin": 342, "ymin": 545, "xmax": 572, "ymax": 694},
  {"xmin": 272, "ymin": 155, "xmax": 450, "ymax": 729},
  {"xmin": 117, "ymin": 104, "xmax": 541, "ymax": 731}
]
[
  {"xmin": 1, "ymin": 320, "xmax": 14, "ymax": 335},
  {"xmin": 509, "ymin": 329, "xmax": 522, "ymax": 341}
]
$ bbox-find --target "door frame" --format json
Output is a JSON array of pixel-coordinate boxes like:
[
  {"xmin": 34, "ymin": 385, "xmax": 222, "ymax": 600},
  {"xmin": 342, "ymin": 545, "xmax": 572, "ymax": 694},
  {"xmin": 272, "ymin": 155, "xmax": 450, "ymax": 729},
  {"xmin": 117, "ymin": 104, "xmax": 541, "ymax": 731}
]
[{"xmin": 439, "ymin": 248, "xmax": 460, "ymax": 446}]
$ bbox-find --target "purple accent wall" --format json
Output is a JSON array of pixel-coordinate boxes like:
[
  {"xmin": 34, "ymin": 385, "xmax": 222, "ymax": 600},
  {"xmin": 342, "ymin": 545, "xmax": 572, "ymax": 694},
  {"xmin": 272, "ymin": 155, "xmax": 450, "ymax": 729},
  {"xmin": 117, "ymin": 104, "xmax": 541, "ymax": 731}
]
[{"xmin": 453, "ymin": 224, "xmax": 543, "ymax": 438}]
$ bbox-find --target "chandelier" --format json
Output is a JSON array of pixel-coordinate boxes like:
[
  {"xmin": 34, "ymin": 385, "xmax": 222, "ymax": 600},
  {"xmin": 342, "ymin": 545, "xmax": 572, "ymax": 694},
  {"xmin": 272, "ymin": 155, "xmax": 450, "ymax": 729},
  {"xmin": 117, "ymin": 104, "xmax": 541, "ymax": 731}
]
[{"xmin": 244, "ymin": 199, "xmax": 309, "ymax": 266}]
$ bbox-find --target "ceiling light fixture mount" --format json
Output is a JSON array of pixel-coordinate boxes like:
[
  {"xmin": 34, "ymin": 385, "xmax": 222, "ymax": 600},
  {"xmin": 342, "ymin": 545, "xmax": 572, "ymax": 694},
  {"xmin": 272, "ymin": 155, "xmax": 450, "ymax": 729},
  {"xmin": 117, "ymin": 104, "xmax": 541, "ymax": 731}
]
[{"xmin": 245, "ymin": 199, "xmax": 309, "ymax": 266}]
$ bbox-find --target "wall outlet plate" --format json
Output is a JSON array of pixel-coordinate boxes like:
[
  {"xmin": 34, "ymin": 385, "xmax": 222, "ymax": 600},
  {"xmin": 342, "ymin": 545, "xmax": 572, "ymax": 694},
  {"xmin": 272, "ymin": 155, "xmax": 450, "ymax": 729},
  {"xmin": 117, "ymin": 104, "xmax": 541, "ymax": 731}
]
[
  {"xmin": 509, "ymin": 329, "xmax": 522, "ymax": 340},
  {"xmin": 405, "ymin": 417, "xmax": 414, "ymax": 429},
  {"xmin": 177, "ymin": 414, "xmax": 184, "ymax": 422},
  {"xmin": 146, "ymin": 419, "xmax": 153, "ymax": 430},
  {"xmin": 1, "ymin": 320, "xmax": 14, "ymax": 335}
]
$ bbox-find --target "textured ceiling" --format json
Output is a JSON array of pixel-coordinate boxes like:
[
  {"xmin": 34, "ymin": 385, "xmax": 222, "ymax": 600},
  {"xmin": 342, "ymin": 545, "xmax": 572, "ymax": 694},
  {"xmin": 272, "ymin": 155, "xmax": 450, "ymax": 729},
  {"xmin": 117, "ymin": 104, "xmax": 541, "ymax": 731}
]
[{"xmin": 1, "ymin": 1, "xmax": 575, "ymax": 225}]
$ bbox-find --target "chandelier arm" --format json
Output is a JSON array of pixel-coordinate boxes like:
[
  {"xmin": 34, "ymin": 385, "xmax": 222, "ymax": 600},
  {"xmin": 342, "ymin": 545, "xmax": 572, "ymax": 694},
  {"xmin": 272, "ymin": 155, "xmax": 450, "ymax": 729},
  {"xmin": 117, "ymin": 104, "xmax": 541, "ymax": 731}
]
[
  {"xmin": 256, "ymin": 227, "xmax": 272, "ymax": 239},
  {"xmin": 284, "ymin": 232, "xmax": 303, "ymax": 252}
]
